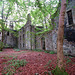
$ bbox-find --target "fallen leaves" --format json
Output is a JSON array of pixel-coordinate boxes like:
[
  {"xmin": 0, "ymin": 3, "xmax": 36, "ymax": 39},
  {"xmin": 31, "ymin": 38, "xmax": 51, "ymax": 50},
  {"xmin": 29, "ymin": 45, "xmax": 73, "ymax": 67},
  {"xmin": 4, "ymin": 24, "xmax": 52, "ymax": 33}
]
[{"xmin": 0, "ymin": 49, "xmax": 75, "ymax": 75}]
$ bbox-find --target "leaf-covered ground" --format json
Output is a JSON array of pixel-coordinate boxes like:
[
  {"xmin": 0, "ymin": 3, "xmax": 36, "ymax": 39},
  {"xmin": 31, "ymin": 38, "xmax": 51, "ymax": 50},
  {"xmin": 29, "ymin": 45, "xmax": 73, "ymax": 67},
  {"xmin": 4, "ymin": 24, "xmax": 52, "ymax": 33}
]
[{"xmin": 0, "ymin": 48, "xmax": 75, "ymax": 75}]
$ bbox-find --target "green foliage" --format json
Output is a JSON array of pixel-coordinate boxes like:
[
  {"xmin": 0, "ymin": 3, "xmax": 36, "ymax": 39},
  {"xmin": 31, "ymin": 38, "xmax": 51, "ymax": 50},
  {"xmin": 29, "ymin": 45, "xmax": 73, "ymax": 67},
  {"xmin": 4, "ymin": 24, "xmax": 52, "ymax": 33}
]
[
  {"xmin": 49, "ymin": 51, "xmax": 55, "ymax": 54},
  {"xmin": 0, "ymin": 51, "xmax": 2, "ymax": 52},
  {"xmin": 0, "ymin": 0, "xmax": 60, "ymax": 31},
  {"xmin": 73, "ymin": 6, "xmax": 75, "ymax": 8},
  {"xmin": 68, "ymin": 56, "xmax": 73, "ymax": 58},
  {"xmin": 0, "ymin": 0, "xmax": 60, "ymax": 33},
  {"xmin": 2, "ymin": 58, "xmax": 27, "ymax": 75},
  {"xmin": 0, "ymin": 41, "xmax": 4, "ymax": 51},
  {"xmin": 4, "ymin": 44, "xmax": 9, "ymax": 47},
  {"xmin": 52, "ymin": 66, "xmax": 69, "ymax": 75},
  {"xmin": 31, "ymin": 0, "xmax": 59, "ymax": 30},
  {"xmin": 45, "ymin": 60, "xmax": 52, "ymax": 67},
  {"xmin": 66, "ymin": 58, "xmax": 71, "ymax": 64},
  {"xmin": 14, "ymin": 48, "xmax": 20, "ymax": 51},
  {"xmin": 44, "ymin": 50, "xmax": 55, "ymax": 54},
  {"xmin": 44, "ymin": 50, "xmax": 49, "ymax": 53},
  {"xmin": 32, "ymin": 49, "xmax": 43, "ymax": 52},
  {"xmin": 44, "ymin": 71, "xmax": 52, "ymax": 75}
]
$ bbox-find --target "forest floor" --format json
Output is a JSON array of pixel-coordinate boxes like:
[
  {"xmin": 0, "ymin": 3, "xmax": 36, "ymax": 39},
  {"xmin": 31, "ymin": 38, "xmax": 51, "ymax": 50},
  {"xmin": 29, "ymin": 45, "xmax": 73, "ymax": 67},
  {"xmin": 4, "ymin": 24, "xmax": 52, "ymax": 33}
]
[{"xmin": 0, "ymin": 48, "xmax": 75, "ymax": 75}]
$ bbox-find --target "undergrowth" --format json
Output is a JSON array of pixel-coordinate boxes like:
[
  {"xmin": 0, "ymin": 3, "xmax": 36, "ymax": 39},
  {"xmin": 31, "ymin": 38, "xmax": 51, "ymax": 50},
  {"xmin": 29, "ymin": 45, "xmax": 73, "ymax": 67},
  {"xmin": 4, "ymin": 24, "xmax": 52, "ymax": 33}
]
[
  {"xmin": 44, "ymin": 60, "xmax": 69, "ymax": 75},
  {"xmin": 44, "ymin": 50, "xmax": 55, "ymax": 54},
  {"xmin": 2, "ymin": 57, "xmax": 27, "ymax": 75},
  {"xmin": 13, "ymin": 48, "xmax": 20, "ymax": 51},
  {"xmin": 51, "ymin": 66, "xmax": 69, "ymax": 75},
  {"xmin": 66, "ymin": 58, "xmax": 71, "ymax": 64},
  {"xmin": 33, "ymin": 49, "xmax": 56, "ymax": 54},
  {"xmin": 32, "ymin": 49, "xmax": 43, "ymax": 52}
]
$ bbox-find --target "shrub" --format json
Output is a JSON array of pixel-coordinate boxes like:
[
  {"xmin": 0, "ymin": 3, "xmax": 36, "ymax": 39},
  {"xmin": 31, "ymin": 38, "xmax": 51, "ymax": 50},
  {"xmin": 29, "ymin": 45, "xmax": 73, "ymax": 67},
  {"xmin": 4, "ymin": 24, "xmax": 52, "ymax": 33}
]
[
  {"xmin": 44, "ymin": 51, "xmax": 49, "ymax": 53},
  {"xmin": 14, "ymin": 48, "xmax": 20, "ymax": 51},
  {"xmin": 49, "ymin": 51, "xmax": 55, "ymax": 54},
  {"xmin": 66, "ymin": 58, "xmax": 71, "ymax": 64},
  {"xmin": 44, "ymin": 50, "xmax": 55, "ymax": 54},
  {"xmin": 51, "ymin": 66, "xmax": 68, "ymax": 75}
]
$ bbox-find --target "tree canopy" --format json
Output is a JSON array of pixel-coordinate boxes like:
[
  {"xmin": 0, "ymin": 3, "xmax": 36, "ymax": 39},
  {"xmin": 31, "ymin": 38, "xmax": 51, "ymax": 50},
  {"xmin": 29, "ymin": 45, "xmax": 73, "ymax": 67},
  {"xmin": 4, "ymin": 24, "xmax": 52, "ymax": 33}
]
[{"xmin": 0, "ymin": 0, "xmax": 59, "ymax": 31}]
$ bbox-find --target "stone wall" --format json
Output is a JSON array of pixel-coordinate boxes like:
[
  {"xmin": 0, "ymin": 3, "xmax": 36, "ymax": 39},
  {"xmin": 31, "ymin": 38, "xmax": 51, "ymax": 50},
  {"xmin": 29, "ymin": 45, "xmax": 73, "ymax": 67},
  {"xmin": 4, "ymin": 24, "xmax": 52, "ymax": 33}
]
[
  {"xmin": 48, "ymin": 0, "xmax": 75, "ymax": 56},
  {"xmin": 31, "ymin": 26, "xmax": 35, "ymax": 49},
  {"xmin": 36, "ymin": 35, "xmax": 42, "ymax": 50},
  {"xmin": 18, "ymin": 14, "xmax": 35, "ymax": 50},
  {"xmin": 0, "ymin": 32, "xmax": 2, "ymax": 41},
  {"xmin": 17, "ymin": 0, "xmax": 75, "ymax": 56},
  {"xmin": 18, "ymin": 27, "xmax": 25, "ymax": 49},
  {"xmin": 3, "ymin": 30, "xmax": 17, "ymax": 47},
  {"xmin": 35, "ymin": 30, "xmax": 57, "ymax": 51},
  {"xmin": 44, "ymin": 29, "xmax": 75, "ymax": 56},
  {"xmin": 63, "ymin": 39, "xmax": 75, "ymax": 56},
  {"xmin": 45, "ymin": 31, "xmax": 53, "ymax": 50},
  {"xmin": 25, "ymin": 25, "xmax": 31, "ymax": 49}
]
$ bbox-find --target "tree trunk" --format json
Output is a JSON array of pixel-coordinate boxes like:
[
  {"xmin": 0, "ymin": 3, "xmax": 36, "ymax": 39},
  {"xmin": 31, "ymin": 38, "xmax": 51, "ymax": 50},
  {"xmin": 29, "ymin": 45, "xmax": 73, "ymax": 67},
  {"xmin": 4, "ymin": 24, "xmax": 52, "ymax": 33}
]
[
  {"xmin": 0, "ymin": 1, "xmax": 4, "ymax": 51},
  {"xmin": 57, "ymin": 0, "xmax": 66, "ymax": 70}
]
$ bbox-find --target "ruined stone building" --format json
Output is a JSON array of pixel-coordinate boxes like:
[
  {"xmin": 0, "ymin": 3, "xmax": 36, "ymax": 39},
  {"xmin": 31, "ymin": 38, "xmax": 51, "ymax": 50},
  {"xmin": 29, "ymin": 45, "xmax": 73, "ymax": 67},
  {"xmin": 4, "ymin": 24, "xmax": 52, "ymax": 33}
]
[
  {"xmin": 0, "ymin": 32, "xmax": 2, "ymax": 41},
  {"xmin": 18, "ymin": 14, "xmax": 35, "ymax": 50},
  {"xmin": 18, "ymin": 0, "xmax": 75, "ymax": 56},
  {"xmin": 0, "ymin": 0, "xmax": 75, "ymax": 56},
  {"xmin": 0, "ymin": 25, "xmax": 17, "ymax": 47},
  {"xmin": 3, "ymin": 30, "xmax": 17, "ymax": 47}
]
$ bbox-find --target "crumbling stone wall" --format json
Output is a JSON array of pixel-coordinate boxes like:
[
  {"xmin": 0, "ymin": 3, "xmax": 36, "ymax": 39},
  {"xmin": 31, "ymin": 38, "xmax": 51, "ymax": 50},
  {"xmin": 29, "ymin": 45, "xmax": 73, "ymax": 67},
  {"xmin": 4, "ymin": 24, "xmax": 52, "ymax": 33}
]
[
  {"xmin": 3, "ymin": 30, "xmax": 17, "ymax": 47},
  {"xmin": 0, "ymin": 32, "xmax": 2, "ymax": 41},
  {"xmin": 49, "ymin": 0, "xmax": 75, "ymax": 56},
  {"xmin": 36, "ymin": 35, "xmax": 42, "ymax": 50},
  {"xmin": 18, "ymin": 14, "xmax": 35, "ymax": 50},
  {"xmin": 18, "ymin": 0, "xmax": 75, "ymax": 56},
  {"xmin": 45, "ymin": 31, "xmax": 53, "ymax": 50}
]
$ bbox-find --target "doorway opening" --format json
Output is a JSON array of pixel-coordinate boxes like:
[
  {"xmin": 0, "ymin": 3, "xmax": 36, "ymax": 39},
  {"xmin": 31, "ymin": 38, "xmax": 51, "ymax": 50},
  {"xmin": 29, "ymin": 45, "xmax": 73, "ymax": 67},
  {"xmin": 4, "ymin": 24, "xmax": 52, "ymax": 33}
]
[
  {"xmin": 67, "ymin": 10, "xmax": 73, "ymax": 25},
  {"xmin": 41, "ymin": 37, "xmax": 45, "ymax": 50}
]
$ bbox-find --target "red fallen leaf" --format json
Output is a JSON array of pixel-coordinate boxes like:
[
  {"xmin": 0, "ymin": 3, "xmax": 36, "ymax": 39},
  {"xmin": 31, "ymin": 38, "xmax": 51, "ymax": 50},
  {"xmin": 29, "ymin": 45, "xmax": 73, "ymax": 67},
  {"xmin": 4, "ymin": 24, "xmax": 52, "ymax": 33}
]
[
  {"xmin": 0, "ymin": 48, "xmax": 75, "ymax": 75},
  {"xmin": 0, "ymin": 73, "xmax": 2, "ymax": 75}
]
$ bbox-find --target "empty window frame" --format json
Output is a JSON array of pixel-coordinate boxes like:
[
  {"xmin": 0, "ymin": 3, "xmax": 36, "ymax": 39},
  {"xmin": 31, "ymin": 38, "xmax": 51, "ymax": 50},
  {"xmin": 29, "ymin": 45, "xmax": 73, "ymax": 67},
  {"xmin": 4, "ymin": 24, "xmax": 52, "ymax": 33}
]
[
  {"xmin": 23, "ymin": 27, "xmax": 25, "ymax": 32},
  {"xmin": 68, "ymin": 0, "xmax": 72, "ymax": 3},
  {"xmin": 20, "ymin": 43, "xmax": 21, "ymax": 48},
  {"xmin": 67, "ymin": 10, "xmax": 73, "ymax": 25},
  {"xmin": 23, "ymin": 34, "xmax": 24, "ymax": 39},
  {"xmin": 23, "ymin": 43, "xmax": 24, "ymax": 47},
  {"xmin": 20, "ymin": 36, "xmax": 21, "ymax": 40},
  {"xmin": 7, "ymin": 31, "xmax": 9, "ymax": 36}
]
